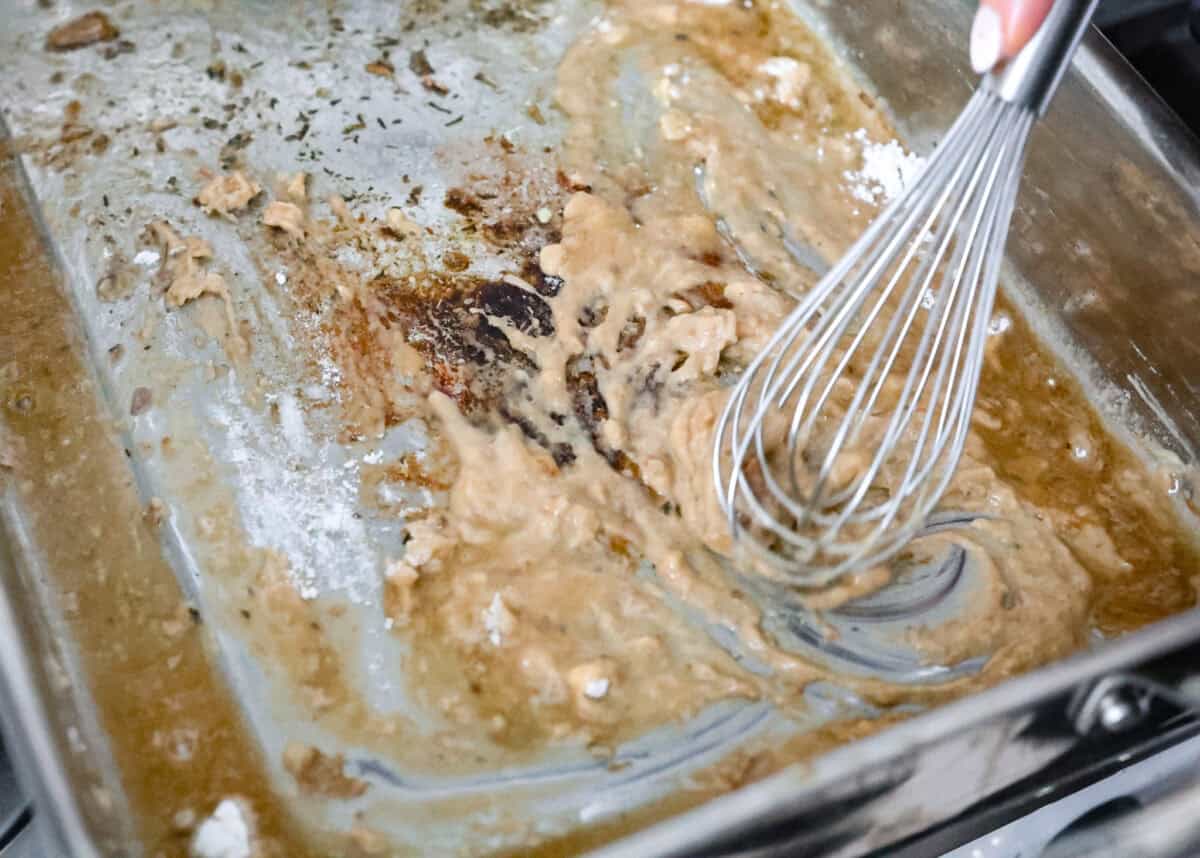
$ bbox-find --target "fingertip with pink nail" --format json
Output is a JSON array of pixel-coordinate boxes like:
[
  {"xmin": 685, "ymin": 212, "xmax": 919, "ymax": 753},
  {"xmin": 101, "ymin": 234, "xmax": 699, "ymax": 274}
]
[{"xmin": 970, "ymin": 4, "xmax": 1004, "ymax": 73}]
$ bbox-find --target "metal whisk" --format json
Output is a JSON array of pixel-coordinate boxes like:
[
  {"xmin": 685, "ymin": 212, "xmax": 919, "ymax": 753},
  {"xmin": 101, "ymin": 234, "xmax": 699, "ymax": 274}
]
[{"xmin": 714, "ymin": 0, "xmax": 1099, "ymax": 588}]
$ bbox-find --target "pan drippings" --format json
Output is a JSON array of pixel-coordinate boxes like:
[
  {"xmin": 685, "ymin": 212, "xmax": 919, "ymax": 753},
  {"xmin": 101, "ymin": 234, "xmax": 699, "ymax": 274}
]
[
  {"xmin": 306, "ymin": 0, "xmax": 1197, "ymax": 760},
  {"xmin": 2, "ymin": 1, "xmax": 1196, "ymax": 855}
]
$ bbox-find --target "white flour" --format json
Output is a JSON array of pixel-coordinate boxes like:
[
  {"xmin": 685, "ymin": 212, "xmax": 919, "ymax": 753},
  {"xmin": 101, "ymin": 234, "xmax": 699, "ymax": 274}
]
[
  {"xmin": 483, "ymin": 592, "xmax": 514, "ymax": 646},
  {"xmin": 843, "ymin": 128, "xmax": 925, "ymax": 205},
  {"xmin": 191, "ymin": 799, "xmax": 251, "ymax": 858},
  {"xmin": 757, "ymin": 56, "xmax": 810, "ymax": 107},
  {"xmin": 209, "ymin": 369, "xmax": 375, "ymax": 604}
]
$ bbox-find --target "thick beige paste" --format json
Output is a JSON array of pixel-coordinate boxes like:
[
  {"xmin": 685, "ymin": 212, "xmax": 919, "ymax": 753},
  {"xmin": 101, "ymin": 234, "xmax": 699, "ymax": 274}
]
[
  {"xmin": 260, "ymin": 0, "xmax": 1194, "ymax": 779},
  {"xmin": 379, "ymin": 0, "xmax": 1100, "ymax": 746}
]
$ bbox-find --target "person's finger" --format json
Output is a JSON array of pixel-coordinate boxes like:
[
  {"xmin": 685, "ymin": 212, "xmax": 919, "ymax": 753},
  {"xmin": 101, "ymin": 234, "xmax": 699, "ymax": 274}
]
[{"xmin": 971, "ymin": 0, "xmax": 1056, "ymax": 74}]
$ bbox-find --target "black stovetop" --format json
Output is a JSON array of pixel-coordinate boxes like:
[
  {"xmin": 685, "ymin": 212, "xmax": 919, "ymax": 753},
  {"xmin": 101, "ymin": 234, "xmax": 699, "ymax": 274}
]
[
  {"xmin": 0, "ymin": 739, "xmax": 30, "ymax": 855},
  {"xmin": 1098, "ymin": 0, "xmax": 1200, "ymax": 136}
]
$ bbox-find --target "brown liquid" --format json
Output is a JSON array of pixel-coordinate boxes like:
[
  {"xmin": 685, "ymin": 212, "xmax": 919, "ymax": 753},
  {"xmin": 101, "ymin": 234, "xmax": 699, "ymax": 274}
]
[
  {"xmin": 0, "ymin": 152, "xmax": 314, "ymax": 858},
  {"xmin": 978, "ymin": 301, "xmax": 1198, "ymax": 634}
]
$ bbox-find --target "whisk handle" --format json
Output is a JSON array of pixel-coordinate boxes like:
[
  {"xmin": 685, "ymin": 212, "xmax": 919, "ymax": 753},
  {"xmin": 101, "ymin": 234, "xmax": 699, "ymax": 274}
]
[{"xmin": 985, "ymin": 0, "xmax": 1100, "ymax": 116}]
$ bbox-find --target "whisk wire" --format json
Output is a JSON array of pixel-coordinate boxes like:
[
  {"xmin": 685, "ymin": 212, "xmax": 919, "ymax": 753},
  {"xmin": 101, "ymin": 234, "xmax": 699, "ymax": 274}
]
[
  {"xmin": 802, "ymin": 96, "xmax": 1014, "ymax": 543},
  {"xmin": 920, "ymin": 109, "xmax": 1035, "ymax": 512},
  {"xmin": 715, "ymin": 86, "xmax": 1046, "ymax": 585},
  {"xmin": 739, "ymin": 93, "xmax": 1002, "ymax": 542},
  {"xmin": 884, "ymin": 107, "xmax": 1018, "ymax": 469},
  {"xmin": 722, "ymin": 90, "xmax": 994, "ymax": 445},
  {"xmin": 838, "ymin": 102, "xmax": 1027, "ymax": 547},
  {"xmin": 775, "ymin": 93, "xmax": 993, "ymax": 426}
]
